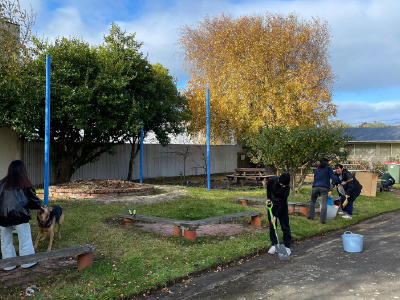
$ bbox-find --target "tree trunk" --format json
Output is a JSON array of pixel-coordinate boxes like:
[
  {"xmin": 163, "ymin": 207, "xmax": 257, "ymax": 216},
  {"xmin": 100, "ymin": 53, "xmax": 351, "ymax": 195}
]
[
  {"xmin": 127, "ymin": 143, "xmax": 135, "ymax": 181},
  {"xmin": 289, "ymin": 171, "xmax": 297, "ymax": 195},
  {"xmin": 127, "ymin": 140, "xmax": 140, "ymax": 181},
  {"xmin": 289, "ymin": 170, "xmax": 308, "ymax": 195},
  {"xmin": 53, "ymin": 156, "xmax": 74, "ymax": 184}
]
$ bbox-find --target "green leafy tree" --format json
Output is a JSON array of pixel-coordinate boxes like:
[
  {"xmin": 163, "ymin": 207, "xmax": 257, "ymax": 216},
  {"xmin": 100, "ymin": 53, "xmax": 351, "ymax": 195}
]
[
  {"xmin": 9, "ymin": 36, "xmax": 134, "ymax": 183},
  {"xmin": 0, "ymin": 24, "xmax": 191, "ymax": 183},
  {"xmin": 101, "ymin": 24, "xmax": 191, "ymax": 181},
  {"xmin": 359, "ymin": 121, "xmax": 391, "ymax": 128},
  {"xmin": 329, "ymin": 120, "xmax": 351, "ymax": 128},
  {"xmin": 245, "ymin": 126, "xmax": 351, "ymax": 194}
]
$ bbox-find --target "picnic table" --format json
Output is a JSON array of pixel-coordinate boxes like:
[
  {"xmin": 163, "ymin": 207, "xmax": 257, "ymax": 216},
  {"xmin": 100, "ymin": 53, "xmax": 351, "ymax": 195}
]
[{"xmin": 226, "ymin": 168, "xmax": 275, "ymax": 186}]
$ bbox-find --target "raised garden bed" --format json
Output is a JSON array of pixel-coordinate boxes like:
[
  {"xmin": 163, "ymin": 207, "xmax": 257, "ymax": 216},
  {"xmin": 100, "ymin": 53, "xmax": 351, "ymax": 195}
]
[{"xmin": 48, "ymin": 179, "xmax": 155, "ymax": 199}]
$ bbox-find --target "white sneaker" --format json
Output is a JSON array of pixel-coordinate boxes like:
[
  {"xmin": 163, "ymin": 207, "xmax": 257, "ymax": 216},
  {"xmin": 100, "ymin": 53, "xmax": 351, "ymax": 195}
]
[
  {"xmin": 285, "ymin": 247, "xmax": 291, "ymax": 255},
  {"xmin": 342, "ymin": 214, "xmax": 353, "ymax": 219},
  {"xmin": 338, "ymin": 211, "xmax": 344, "ymax": 215},
  {"xmin": 21, "ymin": 262, "xmax": 37, "ymax": 269},
  {"xmin": 268, "ymin": 245, "xmax": 276, "ymax": 254}
]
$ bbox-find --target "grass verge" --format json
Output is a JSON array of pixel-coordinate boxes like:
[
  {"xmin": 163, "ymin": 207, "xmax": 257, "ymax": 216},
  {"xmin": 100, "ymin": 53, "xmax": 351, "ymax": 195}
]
[{"xmin": 1, "ymin": 184, "xmax": 399, "ymax": 299}]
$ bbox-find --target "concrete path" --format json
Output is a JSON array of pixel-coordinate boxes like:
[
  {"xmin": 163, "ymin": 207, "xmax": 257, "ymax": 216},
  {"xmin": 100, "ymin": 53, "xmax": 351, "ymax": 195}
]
[{"xmin": 142, "ymin": 210, "xmax": 400, "ymax": 300}]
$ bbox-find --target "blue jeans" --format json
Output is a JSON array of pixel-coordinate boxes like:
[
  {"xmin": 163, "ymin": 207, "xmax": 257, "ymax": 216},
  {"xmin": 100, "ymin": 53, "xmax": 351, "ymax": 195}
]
[
  {"xmin": 309, "ymin": 186, "xmax": 329, "ymax": 223},
  {"xmin": 341, "ymin": 194, "xmax": 357, "ymax": 216},
  {"xmin": 382, "ymin": 180, "xmax": 394, "ymax": 188},
  {"xmin": 1, "ymin": 223, "xmax": 37, "ymax": 270}
]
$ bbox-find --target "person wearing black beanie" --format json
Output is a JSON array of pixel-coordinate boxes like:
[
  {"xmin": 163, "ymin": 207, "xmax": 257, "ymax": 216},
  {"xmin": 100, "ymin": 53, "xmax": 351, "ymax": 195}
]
[
  {"xmin": 279, "ymin": 173, "xmax": 290, "ymax": 186},
  {"xmin": 266, "ymin": 172, "xmax": 292, "ymax": 256}
]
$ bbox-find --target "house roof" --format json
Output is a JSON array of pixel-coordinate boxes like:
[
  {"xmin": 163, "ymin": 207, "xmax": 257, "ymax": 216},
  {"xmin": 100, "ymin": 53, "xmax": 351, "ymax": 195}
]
[{"xmin": 344, "ymin": 127, "xmax": 400, "ymax": 142}]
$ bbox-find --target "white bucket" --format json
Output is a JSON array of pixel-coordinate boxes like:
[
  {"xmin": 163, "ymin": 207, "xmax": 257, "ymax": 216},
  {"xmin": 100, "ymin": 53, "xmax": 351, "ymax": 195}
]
[{"xmin": 327, "ymin": 204, "xmax": 339, "ymax": 219}]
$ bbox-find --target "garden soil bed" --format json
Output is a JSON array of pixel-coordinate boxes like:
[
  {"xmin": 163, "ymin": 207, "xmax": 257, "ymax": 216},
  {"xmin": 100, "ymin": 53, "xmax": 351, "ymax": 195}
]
[
  {"xmin": 46, "ymin": 177, "xmax": 265, "ymax": 200},
  {"xmin": 49, "ymin": 179, "xmax": 155, "ymax": 198}
]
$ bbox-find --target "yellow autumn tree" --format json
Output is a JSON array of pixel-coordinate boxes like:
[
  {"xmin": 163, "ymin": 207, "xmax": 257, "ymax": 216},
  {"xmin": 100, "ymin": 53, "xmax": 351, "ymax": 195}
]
[{"xmin": 179, "ymin": 13, "xmax": 337, "ymax": 142}]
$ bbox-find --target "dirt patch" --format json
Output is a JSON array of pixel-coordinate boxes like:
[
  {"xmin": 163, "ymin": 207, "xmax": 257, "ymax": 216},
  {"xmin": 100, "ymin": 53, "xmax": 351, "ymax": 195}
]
[
  {"xmin": 54, "ymin": 179, "xmax": 143, "ymax": 189},
  {"xmin": 143, "ymin": 175, "xmax": 266, "ymax": 190},
  {"xmin": 389, "ymin": 187, "xmax": 400, "ymax": 195},
  {"xmin": 49, "ymin": 179, "xmax": 155, "ymax": 199},
  {"xmin": 50, "ymin": 175, "xmax": 267, "ymax": 192}
]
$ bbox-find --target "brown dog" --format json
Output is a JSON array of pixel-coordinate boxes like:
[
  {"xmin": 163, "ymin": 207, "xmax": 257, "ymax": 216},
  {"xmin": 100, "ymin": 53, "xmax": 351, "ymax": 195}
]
[{"xmin": 34, "ymin": 205, "xmax": 64, "ymax": 251}]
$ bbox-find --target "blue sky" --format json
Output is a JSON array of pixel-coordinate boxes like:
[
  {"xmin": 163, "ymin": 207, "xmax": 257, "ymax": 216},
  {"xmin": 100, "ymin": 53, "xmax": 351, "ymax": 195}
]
[{"xmin": 21, "ymin": 0, "xmax": 400, "ymax": 126}]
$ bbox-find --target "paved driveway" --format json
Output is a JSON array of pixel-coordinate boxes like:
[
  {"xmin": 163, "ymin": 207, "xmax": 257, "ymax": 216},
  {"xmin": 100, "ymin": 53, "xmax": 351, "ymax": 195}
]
[{"xmin": 143, "ymin": 210, "xmax": 400, "ymax": 300}]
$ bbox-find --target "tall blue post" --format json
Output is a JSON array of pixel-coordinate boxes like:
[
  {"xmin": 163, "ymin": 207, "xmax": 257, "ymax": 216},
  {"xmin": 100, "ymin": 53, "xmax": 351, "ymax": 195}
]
[
  {"xmin": 44, "ymin": 54, "xmax": 51, "ymax": 205},
  {"xmin": 206, "ymin": 89, "xmax": 211, "ymax": 190},
  {"xmin": 140, "ymin": 99, "xmax": 144, "ymax": 183},
  {"xmin": 140, "ymin": 126, "xmax": 143, "ymax": 183}
]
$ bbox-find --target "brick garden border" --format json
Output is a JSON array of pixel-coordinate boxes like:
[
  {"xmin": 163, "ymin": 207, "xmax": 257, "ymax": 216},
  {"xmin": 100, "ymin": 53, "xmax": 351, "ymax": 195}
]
[{"xmin": 49, "ymin": 183, "xmax": 155, "ymax": 199}]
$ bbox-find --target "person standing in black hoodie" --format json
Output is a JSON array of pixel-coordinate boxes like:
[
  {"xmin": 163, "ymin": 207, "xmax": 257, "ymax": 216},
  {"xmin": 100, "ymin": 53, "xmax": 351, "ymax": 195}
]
[
  {"xmin": 333, "ymin": 164, "xmax": 363, "ymax": 219},
  {"xmin": 266, "ymin": 173, "xmax": 292, "ymax": 256},
  {"xmin": 0, "ymin": 160, "xmax": 42, "ymax": 270}
]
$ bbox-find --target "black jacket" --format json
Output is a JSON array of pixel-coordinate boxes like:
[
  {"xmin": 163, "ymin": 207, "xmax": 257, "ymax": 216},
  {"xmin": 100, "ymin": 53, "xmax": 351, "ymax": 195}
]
[
  {"xmin": 0, "ymin": 183, "xmax": 42, "ymax": 227},
  {"xmin": 267, "ymin": 176, "xmax": 290, "ymax": 218},
  {"xmin": 335, "ymin": 169, "xmax": 363, "ymax": 197}
]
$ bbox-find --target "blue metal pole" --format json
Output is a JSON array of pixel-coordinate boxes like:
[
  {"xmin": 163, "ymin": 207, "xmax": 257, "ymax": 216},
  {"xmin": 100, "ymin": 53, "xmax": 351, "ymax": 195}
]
[
  {"xmin": 140, "ymin": 126, "xmax": 143, "ymax": 183},
  {"xmin": 206, "ymin": 89, "xmax": 211, "ymax": 190},
  {"xmin": 44, "ymin": 54, "xmax": 51, "ymax": 205}
]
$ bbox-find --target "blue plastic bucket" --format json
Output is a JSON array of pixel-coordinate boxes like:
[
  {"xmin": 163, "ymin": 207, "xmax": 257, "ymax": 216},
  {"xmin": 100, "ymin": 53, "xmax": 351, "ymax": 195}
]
[
  {"xmin": 327, "ymin": 196, "xmax": 333, "ymax": 206},
  {"xmin": 342, "ymin": 231, "xmax": 363, "ymax": 252}
]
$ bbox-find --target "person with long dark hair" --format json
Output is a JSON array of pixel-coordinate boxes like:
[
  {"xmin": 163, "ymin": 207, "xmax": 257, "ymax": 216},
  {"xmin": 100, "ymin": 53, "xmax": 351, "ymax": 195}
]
[
  {"xmin": 308, "ymin": 158, "xmax": 341, "ymax": 224},
  {"xmin": 0, "ymin": 160, "xmax": 42, "ymax": 270}
]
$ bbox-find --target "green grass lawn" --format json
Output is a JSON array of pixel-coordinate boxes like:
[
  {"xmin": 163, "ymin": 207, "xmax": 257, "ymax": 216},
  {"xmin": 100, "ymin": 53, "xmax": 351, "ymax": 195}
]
[{"xmin": 1, "ymin": 184, "xmax": 400, "ymax": 299}]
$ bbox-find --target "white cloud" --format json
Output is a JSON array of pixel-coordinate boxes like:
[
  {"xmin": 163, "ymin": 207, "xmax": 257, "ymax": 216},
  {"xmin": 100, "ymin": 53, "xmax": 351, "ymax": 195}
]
[
  {"xmin": 38, "ymin": 6, "xmax": 107, "ymax": 45},
  {"xmin": 24, "ymin": 0, "xmax": 400, "ymax": 123},
  {"xmin": 119, "ymin": 0, "xmax": 237, "ymax": 83},
  {"xmin": 335, "ymin": 101, "xmax": 400, "ymax": 125},
  {"xmin": 114, "ymin": 0, "xmax": 400, "ymax": 91},
  {"xmin": 19, "ymin": 0, "xmax": 43, "ymax": 14}
]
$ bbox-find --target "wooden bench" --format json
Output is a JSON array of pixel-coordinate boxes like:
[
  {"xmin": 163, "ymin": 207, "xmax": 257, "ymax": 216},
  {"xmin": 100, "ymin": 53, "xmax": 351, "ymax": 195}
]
[
  {"xmin": 236, "ymin": 195, "xmax": 341, "ymax": 216},
  {"xmin": 0, "ymin": 244, "xmax": 96, "ymax": 270},
  {"xmin": 235, "ymin": 196, "xmax": 312, "ymax": 216},
  {"xmin": 117, "ymin": 211, "xmax": 262, "ymax": 241}
]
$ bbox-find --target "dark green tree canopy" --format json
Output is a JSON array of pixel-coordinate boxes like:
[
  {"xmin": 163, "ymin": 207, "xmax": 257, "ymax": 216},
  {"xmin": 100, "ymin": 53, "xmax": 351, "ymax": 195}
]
[{"xmin": 0, "ymin": 23, "xmax": 191, "ymax": 183}]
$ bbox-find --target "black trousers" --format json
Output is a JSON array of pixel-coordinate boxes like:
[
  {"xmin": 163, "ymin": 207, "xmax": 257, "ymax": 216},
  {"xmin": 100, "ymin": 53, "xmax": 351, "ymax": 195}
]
[{"xmin": 267, "ymin": 204, "xmax": 291, "ymax": 248}]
